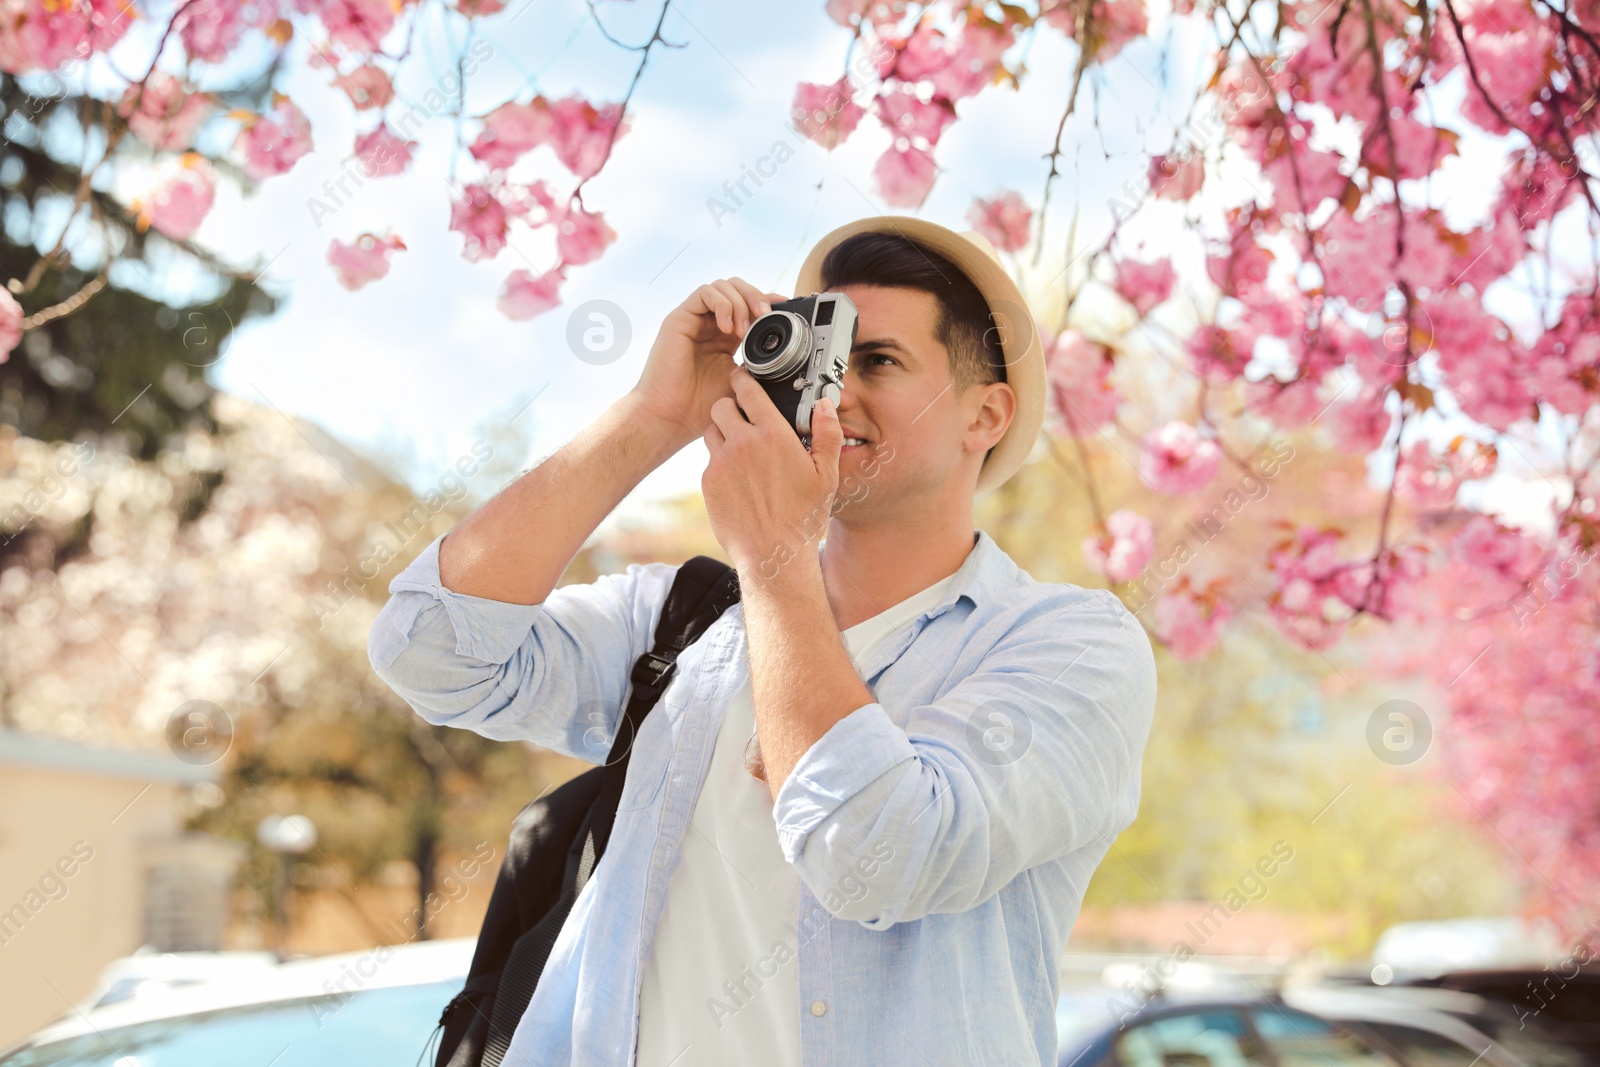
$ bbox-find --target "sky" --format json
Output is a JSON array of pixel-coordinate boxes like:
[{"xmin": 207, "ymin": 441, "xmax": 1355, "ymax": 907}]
[
  {"xmin": 42, "ymin": 0, "xmax": 1575, "ymax": 537},
  {"xmin": 148, "ymin": 0, "xmax": 1200, "ymax": 536}
]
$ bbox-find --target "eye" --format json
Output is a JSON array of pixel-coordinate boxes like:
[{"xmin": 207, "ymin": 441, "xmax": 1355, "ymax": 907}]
[{"xmin": 866, "ymin": 353, "xmax": 897, "ymax": 368}]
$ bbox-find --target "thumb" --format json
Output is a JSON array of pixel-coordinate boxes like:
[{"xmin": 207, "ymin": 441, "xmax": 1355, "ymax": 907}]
[{"xmin": 811, "ymin": 395, "xmax": 843, "ymax": 471}]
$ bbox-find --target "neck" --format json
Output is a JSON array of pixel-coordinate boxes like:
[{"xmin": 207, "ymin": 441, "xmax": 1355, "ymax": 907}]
[{"xmin": 818, "ymin": 513, "xmax": 978, "ymax": 632}]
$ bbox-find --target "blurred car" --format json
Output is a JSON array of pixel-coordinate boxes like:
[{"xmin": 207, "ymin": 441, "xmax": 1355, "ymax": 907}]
[
  {"xmin": 1055, "ymin": 985, "xmax": 1596, "ymax": 1067},
  {"xmin": 0, "ymin": 938, "xmax": 473, "ymax": 1066},
  {"xmin": 1390, "ymin": 966, "xmax": 1600, "ymax": 1065}
]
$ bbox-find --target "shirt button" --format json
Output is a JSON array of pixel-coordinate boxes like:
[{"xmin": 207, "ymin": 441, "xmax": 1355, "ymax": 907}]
[{"xmin": 810, "ymin": 1000, "xmax": 826, "ymax": 1016}]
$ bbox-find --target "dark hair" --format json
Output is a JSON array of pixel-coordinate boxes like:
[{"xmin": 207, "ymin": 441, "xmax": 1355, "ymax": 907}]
[{"xmin": 818, "ymin": 231, "xmax": 1008, "ymax": 396}]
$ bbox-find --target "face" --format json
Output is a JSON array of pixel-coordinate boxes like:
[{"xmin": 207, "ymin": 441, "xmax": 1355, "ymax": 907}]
[{"xmin": 826, "ymin": 284, "xmax": 1014, "ymax": 523}]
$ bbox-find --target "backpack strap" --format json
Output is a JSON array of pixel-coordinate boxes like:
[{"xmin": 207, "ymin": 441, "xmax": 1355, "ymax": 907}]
[{"xmin": 477, "ymin": 555, "xmax": 740, "ymax": 1067}]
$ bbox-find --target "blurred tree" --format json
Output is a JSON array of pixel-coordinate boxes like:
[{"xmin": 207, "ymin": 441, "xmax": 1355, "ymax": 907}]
[{"xmin": 0, "ymin": 70, "xmax": 279, "ymax": 572}]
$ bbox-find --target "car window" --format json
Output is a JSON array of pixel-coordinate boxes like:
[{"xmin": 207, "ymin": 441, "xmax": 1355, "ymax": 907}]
[
  {"xmin": 0, "ymin": 979, "xmax": 459, "ymax": 1066},
  {"xmin": 1359, "ymin": 1021, "xmax": 1495, "ymax": 1067},
  {"xmin": 1249, "ymin": 1005, "xmax": 1403, "ymax": 1067},
  {"xmin": 1114, "ymin": 1009, "xmax": 1272, "ymax": 1067}
]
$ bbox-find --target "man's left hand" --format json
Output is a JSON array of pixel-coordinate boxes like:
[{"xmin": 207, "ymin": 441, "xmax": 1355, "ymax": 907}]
[{"xmin": 703, "ymin": 364, "xmax": 843, "ymax": 575}]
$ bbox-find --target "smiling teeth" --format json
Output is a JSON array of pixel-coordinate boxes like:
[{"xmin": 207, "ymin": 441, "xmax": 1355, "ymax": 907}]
[{"xmin": 844, "ymin": 438, "xmax": 867, "ymax": 445}]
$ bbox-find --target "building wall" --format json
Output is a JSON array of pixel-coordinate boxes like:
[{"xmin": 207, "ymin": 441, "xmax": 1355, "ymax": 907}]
[{"xmin": 0, "ymin": 757, "xmax": 235, "ymax": 1048}]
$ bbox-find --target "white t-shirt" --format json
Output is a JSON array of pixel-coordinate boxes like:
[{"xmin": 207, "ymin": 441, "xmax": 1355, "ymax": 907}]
[{"xmin": 633, "ymin": 563, "xmax": 962, "ymax": 1067}]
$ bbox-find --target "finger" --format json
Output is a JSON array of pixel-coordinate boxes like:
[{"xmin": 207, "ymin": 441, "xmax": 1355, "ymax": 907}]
[
  {"xmin": 727, "ymin": 277, "xmax": 775, "ymax": 320},
  {"xmin": 809, "ymin": 394, "xmax": 843, "ymax": 476},
  {"xmin": 708, "ymin": 395, "xmax": 751, "ymax": 441},
  {"xmin": 704, "ymin": 417, "xmax": 725, "ymax": 452},
  {"xmin": 690, "ymin": 281, "xmax": 736, "ymax": 335},
  {"xmin": 708, "ymin": 279, "xmax": 751, "ymax": 336},
  {"xmin": 728, "ymin": 365, "xmax": 787, "ymax": 434}
]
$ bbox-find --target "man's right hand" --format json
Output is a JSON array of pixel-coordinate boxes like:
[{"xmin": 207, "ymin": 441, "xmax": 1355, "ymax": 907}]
[{"xmin": 629, "ymin": 277, "xmax": 788, "ymax": 447}]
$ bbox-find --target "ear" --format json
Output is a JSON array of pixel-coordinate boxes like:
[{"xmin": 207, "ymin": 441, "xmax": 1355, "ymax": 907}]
[{"xmin": 966, "ymin": 381, "xmax": 1015, "ymax": 454}]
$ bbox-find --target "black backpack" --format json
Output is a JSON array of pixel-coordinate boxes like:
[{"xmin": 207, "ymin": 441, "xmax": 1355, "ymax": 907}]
[{"xmin": 426, "ymin": 555, "xmax": 742, "ymax": 1067}]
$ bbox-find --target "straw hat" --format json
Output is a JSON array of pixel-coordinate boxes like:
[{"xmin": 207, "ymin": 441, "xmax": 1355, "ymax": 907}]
[{"xmin": 794, "ymin": 215, "xmax": 1044, "ymax": 496}]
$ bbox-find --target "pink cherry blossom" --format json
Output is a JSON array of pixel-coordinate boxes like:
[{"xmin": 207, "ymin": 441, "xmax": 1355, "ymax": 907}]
[
  {"xmin": 1150, "ymin": 151, "xmax": 1204, "ymax": 200},
  {"xmin": 825, "ymin": 0, "xmax": 905, "ymax": 29},
  {"xmin": 793, "ymin": 78, "xmax": 867, "ymax": 151},
  {"xmin": 1331, "ymin": 543, "xmax": 1431, "ymax": 620},
  {"xmin": 547, "ymin": 94, "xmax": 628, "ymax": 179},
  {"xmin": 327, "ymin": 232, "xmax": 406, "ymax": 290},
  {"xmin": 1046, "ymin": 329, "xmax": 1119, "ymax": 434},
  {"xmin": 176, "ymin": 0, "xmax": 250, "ymax": 64},
  {"xmin": 118, "ymin": 72, "xmax": 214, "ymax": 152},
  {"xmin": 887, "ymin": 19, "xmax": 1001, "ymax": 101},
  {"xmin": 456, "ymin": 0, "xmax": 508, "ymax": 14},
  {"xmin": 1186, "ymin": 323, "xmax": 1252, "ymax": 382},
  {"xmin": 1155, "ymin": 583, "xmax": 1233, "ymax": 659},
  {"xmin": 0, "ymin": 288, "xmax": 23, "ymax": 362},
  {"xmin": 1140, "ymin": 420, "xmax": 1222, "ymax": 494},
  {"xmin": 139, "ymin": 154, "xmax": 216, "ymax": 241},
  {"xmin": 1394, "ymin": 437, "xmax": 1497, "ymax": 508},
  {"xmin": 1324, "ymin": 385, "xmax": 1395, "ymax": 453},
  {"xmin": 236, "ymin": 94, "xmax": 314, "ymax": 181},
  {"xmin": 551, "ymin": 202, "xmax": 616, "ymax": 267},
  {"xmin": 1115, "ymin": 257, "xmax": 1175, "ymax": 316},
  {"xmin": 872, "ymin": 143, "xmax": 937, "ymax": 207},
  {"xmin": 354, "ymin": 124, "xmax": 415, "ymax": 178},
  {"xmin": 499, "ymin": 267, "xmax": 566, "ymax": 320},
  {"xmin": 1206, "ymin": 220, "xmax": 1273, "ymax": 301},
  {"xmin": 1040, "ymin": 0, "xmax": 1147, "ymax": 60},
  {"xmin": 967, "ymin": 190, "xmax": 1031, "ymax": 253},
  {"xmin": 1083, "ymin": 509, "xmax": 1155, "ymax": 583},
  {"xmin": 314, "ymin": 0, "xmax": 395, "ymax": 53},
  {"xmin": 340, "ymin": 64, "xmax": 394, "ymax": 110},
  {"xmin": 1266, "ymin": 524, "xmax": 1355, "ymax": 648},
  {"xmin": 962, "ymin": 15, "xmax": 1016, "ymax": 66},
  {"xmin": 0, "ymin": 0, "xmax": 136, "ymax": 75},
  {"xmin": 1450, "ymin": 513, "xmax": 1542, "ymax": 583},
  {"xmin": 470, "ymin": 99, "xmax": 555, "ymax": 171},
  {"xmin": 874, "ymin": 87, "xmax": 955, "ymax": 146},
  {"xmin": 450, "ymin": 183, "xmax": 513, "ymax": 262},
  {"xmin": 1259, "ymin": 140, "xmax": 1349, "ymax": 214}
]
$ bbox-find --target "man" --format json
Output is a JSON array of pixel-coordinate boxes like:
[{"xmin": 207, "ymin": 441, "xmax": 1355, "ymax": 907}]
[{"xmin": 368, "ymin": 215, "xmax": 1157, "ymax": 1066}]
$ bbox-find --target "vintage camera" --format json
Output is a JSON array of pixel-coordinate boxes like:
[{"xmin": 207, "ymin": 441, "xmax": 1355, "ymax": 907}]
[{"xmin": 736, "ymin": 292, "xmax": 859, "ymax": 448}]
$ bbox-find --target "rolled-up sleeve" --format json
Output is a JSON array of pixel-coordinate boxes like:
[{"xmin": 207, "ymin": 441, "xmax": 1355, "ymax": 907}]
[
  {"xmin": 771, "ymin": 590, "xmax": 1157, "ymax": 929},
  {"xmin": 366, "ymin": 530, "xmax": 677, "ymax": 762}
]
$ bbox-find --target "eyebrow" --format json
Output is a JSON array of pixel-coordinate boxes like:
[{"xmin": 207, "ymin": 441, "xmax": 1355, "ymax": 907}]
[{"xmin": 851, "ymin": 337, "xmax": 916, "ymax": 365}]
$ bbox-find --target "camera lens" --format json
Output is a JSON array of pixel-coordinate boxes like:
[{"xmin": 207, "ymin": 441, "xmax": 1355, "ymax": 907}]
[
  {"xmin": 752, "ymin": 318, "xmax": 789, "ymax": 358},
  {"xmin": 741, "ymin": 311, "xmax": 809, "ymax": 379}
]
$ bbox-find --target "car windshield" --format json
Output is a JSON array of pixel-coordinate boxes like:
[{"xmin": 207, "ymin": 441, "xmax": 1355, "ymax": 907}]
[{"xmin": 0, "ymin": 979, "xmax": 459, "ymax": 1066}]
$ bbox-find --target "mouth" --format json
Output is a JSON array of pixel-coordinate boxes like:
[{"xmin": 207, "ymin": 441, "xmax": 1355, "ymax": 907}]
[{"xmin": 842, "ymin": 436, "xmax": 869, "ymax": 451}]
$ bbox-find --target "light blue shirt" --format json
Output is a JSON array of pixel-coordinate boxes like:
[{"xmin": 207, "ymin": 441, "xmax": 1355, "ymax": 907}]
[{"xmin": 367, "ymin": 528, "xmax": 1157, "ymax": 1066}]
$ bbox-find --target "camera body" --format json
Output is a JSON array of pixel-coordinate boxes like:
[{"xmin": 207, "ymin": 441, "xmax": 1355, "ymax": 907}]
[{"xmin": 737, "ymin": 292, "xmax": 859, "ymax": 447}]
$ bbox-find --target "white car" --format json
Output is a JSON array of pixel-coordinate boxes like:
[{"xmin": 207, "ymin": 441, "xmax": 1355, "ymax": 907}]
[{"xmin": 0, "ymin": 938, "xmax": 475, "ymax": 1066}]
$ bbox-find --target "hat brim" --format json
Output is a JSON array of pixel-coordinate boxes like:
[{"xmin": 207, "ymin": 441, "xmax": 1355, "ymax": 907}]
[{"xmin": 794, "ymin": 215, "xmax": 1044, "ymax": 496}]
